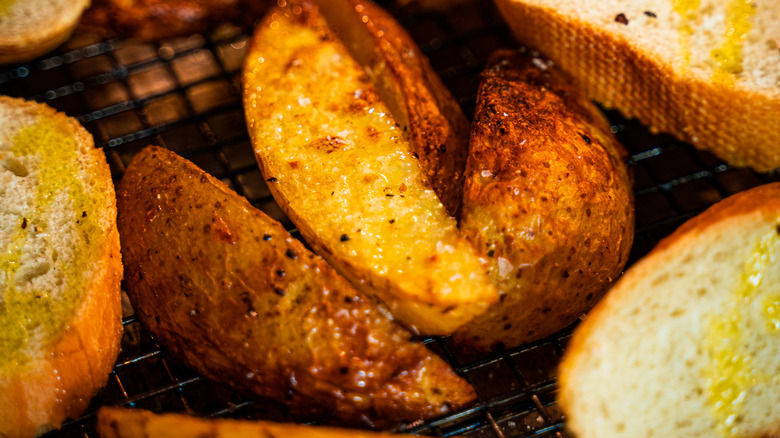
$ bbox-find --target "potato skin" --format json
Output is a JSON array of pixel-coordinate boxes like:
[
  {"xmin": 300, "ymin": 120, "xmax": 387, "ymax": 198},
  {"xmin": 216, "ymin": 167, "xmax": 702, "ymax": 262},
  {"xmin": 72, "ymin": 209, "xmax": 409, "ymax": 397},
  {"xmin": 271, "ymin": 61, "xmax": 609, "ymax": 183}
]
[
  {"xmin": 116, "ymin": 146, "xmax": 476, "ymax": 429},
  {"xmin": 317, "ymin": 0, "xmax": 471, "ymax": 216},
  {"xmin": 81, "ymin": 0, "xmax": 271, "ymax": 40},
  {"xmin": 453, "ymin": 49, "xmax": 635, "ymax": 351},
  {"xmin": 243, "ymin": 2, "xmax": 497, "ymax": 336},
  {"xmin": 98, "ymin": 407, "xmax": 470, "ymax": 438}
]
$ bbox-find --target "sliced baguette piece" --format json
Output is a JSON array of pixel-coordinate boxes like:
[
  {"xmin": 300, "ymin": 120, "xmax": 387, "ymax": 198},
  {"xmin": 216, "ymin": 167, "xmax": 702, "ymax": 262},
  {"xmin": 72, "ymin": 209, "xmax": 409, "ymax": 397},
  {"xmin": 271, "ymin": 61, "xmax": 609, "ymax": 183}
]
[
  {"xmin": 453, "ymin": 49, "xmax": 634, "ymax": 352},
  {"xmin": 116, "ymin": 146, "xmax": 476, "ymax": 429},
  {"xmin": 493, "ymin": 0, "xmax": 780, "ymax": 171},
  {"xmin": 243, "ymin": 2, "xmax": 497, "ymax": 335},
  {"xmin": 316, "ymin": 0, "xmax": 471, "ymax": 215},
  {"xmin": 0, "ymin": 96, "xmax": 123, "ymax": 437},
  {"xmin": 97, "ymin": 407, "xmax": 468, "ymax": 438},
  {"xmin": 559, "ymin": 182, "xmax": 780, "ymax": 438},
  {"xmin": 0, "ymin": 0, "xmax": 91, "ymax": 64}
]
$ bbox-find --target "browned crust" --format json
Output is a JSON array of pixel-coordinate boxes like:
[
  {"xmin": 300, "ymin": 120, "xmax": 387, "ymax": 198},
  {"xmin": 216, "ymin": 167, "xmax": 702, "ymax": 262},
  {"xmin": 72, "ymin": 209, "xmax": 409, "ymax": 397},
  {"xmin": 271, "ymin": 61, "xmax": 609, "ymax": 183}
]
[
  {"xmin": 0, "ymin": 0, "xmax": 90, "ymax": 64},
  {"xmin": 494, "ymin": 0, "xmax": 780, "ymax": 171},
  {"xmin": 116, "ymin": 146, "xmax": 475, "ymax": 429},
  {"xmin": 317, "ymin": 0, "xmax": 471, "ymax": 215},
  {"xmin": 0, "ymin": 98, "xmax": 123, "ymax": 437},
  {"xmin": 80, "ymin": 0, "xmax": 270, "ymax": 41},
  {"xmin": 452, "ymin": 49, "xmax": 634, "ymax": 352},
  {"xmin": 558, "ymin": 182, "xmax": 780, "ymax": 433}
]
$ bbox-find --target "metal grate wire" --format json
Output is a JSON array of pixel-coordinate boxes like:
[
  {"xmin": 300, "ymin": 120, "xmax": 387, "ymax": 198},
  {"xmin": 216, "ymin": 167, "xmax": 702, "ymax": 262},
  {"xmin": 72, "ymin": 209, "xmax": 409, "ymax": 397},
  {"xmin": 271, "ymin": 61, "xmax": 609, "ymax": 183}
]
[{"xmin": 0, "ymin": 1, "xmax": 777, "ymax": 437}]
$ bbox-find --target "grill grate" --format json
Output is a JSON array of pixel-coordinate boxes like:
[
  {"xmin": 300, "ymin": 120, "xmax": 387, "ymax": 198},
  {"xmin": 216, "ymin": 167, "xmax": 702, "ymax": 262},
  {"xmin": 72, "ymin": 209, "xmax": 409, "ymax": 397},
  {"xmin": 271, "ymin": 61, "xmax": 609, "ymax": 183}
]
[{"xmin": 1, "ymin": 1, "xmax": 777, "ymax": 437}]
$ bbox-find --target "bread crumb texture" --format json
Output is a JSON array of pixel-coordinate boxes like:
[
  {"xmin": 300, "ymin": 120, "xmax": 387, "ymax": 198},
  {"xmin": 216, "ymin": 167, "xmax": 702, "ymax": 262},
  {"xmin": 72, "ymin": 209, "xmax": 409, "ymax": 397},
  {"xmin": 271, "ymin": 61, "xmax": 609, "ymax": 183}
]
[
  {"xmin": 559, "ymin": 184, "xmax": 780, "ymax": 438},
  {"xmin": 0, "ymin": 105, "xmax": 106, "ymax": 369}
]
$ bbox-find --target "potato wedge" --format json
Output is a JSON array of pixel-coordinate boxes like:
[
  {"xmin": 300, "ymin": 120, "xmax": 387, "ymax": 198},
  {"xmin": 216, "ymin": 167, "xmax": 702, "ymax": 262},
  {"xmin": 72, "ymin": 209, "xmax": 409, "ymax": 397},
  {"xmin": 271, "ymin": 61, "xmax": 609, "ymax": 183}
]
[
  {"xmin": 116, "ymin": 146, "xmax": 476, "ymax": 429},
  {"xmin": 242, "ymin": 2, "xmax": 497, "ymax": 335},
  {"xmin": 453, "ymin": 50, "xmax": 635, "ymax": 351},
  {"xmin": 97, "ymin": 407, "xmax": 467, "ymax": 438},
  {"xmin": 316, "ymin": 0, "xmax": 471, "ymax": 215}
]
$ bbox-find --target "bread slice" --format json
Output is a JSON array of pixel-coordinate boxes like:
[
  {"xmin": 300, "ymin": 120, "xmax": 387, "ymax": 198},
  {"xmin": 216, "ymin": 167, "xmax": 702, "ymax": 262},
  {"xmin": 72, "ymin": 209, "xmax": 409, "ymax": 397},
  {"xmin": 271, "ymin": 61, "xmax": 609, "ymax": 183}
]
[
  {"xmin": 493, "ymin": 0, "xmax": 780, "ymax": 172},
  {"xmin": 0, "ymin": 0, "xmax": 91, "ymax": 64},
  {"xmin": 97, "ymin": 407, "xmax": 466, "ymax": 438},
  {"xmin": 453, "ymin": 49, "xmax": 634, "ymax": 352},
  {"xmin": 0, "ymin": 96, "xmax": 122, "ymax": 437},
  {"xmin": 559, "ymin": 183, "xmax": 780, "ymax": 438}
]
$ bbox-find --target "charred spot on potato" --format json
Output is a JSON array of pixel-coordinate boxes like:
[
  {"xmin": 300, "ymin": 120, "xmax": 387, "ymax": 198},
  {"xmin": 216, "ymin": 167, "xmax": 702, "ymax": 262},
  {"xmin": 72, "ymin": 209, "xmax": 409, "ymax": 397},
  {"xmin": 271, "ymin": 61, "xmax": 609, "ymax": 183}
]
[
  {"xmin": 563, "ymin": 270, "xmax": 570, "ymax": 278},
  {"xmin": 503, "ymin": 323, "xmax": 512, "ymax": 330},
  {"xmin": 285, "ymin": 249, "xmax": 297, "ymax": 259},
  {"xmin": 263, "ymin": 233, "xmax": 272, "ymax": 241},
  {"xmin": 586, "ymin": 293, "xmax": 594, "ymax": 301},
  {"xmin": 339, "ymin": 366, "xmax": 349, "ymax": 374},
  {"xmin": 487, "ymin": 249, "xmax": 495, "ymax": 257},
  {"xmin": 541, "ymin": 307, "xmax": 552, "ymax": 314},
  {"xmin": 615, "ymin": 13, "xmax": 629, "ymax": 24},
  {"xmin": 389, "ymin": 219, "xmax": 396, "ymax": 224},
  {"xmin": 442, "ymin": 305, "xmax": 456, "ymax": 314},
  {"xmin": 344, "ymin": 296, "xmax": 353, "ymax": 303},
  {"xmin": 265, "ymin": 177, "xmax": 278, "ymax": 183},
  {"xmin": 274, "ymin": 288, "xmax": 286, "ymax": 296},
  {"xmin": 340, "ymin": 234, "xmax": 350, "ymax": 242},
  {"xmin": 580, "ymin": 133, "xmax": 591, "ymax": 144},
  {"xmin": 644, "ymin": 10, "xmax": 657, "ymax": 18}
]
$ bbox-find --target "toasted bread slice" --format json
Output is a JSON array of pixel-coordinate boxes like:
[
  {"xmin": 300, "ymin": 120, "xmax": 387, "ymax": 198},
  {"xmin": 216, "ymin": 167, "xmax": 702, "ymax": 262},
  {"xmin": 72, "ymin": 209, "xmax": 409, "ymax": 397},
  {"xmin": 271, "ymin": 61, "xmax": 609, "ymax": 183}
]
[
  {"xmin": 242, "ymin": 2, "xmax": 497, "ymax": 335},
  {"xmin": 453, "ymin": 49, "xmax": 634, "ymax": 352},
  {"xmin": 494, "ymin": 0, "xmax": 780, "ymax": 171},
  {"xmin": 0, "ymin": 0, "xmax": 90, "ymax": 64},
  {"xmin": 559, "ymin": 183, "xmax": 780, "ymax": 438},
  {"xmin": 0, "ymin": 96, "xmax": 122, "ymax": 437},
  {"xmin": 97, "ymin": 407, "xmax": 468, "ymax": 438},
  {"xmin": 317, "ymin": 0, "xmax": 471, "ymax": 215},
  {"xmin": 116, "ymin": 146, "xmax": 476, "ymax": 429}
]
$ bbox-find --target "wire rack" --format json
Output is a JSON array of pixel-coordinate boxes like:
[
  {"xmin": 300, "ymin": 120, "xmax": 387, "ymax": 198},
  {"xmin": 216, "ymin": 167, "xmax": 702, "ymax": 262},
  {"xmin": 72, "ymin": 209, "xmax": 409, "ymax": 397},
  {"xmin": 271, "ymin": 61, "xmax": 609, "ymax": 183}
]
[{"xmin": 1, "ymin": 1, "xmax": 778, "ymax": 437}]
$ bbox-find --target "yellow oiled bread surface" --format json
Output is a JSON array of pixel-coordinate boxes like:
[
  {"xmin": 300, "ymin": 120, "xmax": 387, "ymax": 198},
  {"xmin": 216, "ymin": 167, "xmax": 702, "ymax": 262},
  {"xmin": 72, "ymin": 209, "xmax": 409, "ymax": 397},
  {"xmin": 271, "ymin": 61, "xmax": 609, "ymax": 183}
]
[
  {"xmin": 243, "ymin": 2, "xmax": 497, "ymax": 335},
  {"xmin": 559, "ymin": 183, "xmax": 780, "ymax": 438},
  {"xmin": 494, "ymin": 0, "xmax": 780, "ymax": 172},
  {"xmin": 116, "ymin": 146, "xmax": 476, "ymax": 430},
  {"xmin": 0, "ymin": 96, "xmax": 122, "ymax": 437},
  {"xmin": 97, "ymin": 407, "xmax": 468, "ymax": 438},
  {"xmin": 453, "ymin": 49, "xmax": 634, "ymax": 352},
  {"xmin": 0, "ymin": 0, "xmax": 91, "ymax": 64}
]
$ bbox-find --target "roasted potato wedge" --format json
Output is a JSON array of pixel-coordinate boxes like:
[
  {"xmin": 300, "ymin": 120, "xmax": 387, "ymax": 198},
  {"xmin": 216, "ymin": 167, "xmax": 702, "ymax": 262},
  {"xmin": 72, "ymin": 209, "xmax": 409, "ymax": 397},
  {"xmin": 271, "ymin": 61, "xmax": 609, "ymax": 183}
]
[
  {"xmin": 242, "ymin": 2, "xmax": 497, "ymax": 335},
  {"xmin": 316, "ymin": 0, "xmax": 471, "ymax": 215},
  {"xmin": 97, "ymin": 407, "xmax": 467, "ymax": 438},
  {"xmin": 116, "ymin": 146, "xmax": 476, "ymax": 429},
  {"xmin": 453, "ymin": 50, "xmax": 635, "ymax": 351}
]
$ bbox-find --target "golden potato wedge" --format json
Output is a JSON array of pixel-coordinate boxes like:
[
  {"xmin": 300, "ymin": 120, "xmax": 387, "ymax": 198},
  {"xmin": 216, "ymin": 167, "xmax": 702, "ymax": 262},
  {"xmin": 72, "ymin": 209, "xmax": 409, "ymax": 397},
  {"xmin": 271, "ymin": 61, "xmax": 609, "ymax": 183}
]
[
  {"xmin": 453, "ymin": 49, "xmax": 635, "ymax": 351},
  {"xmin": 116, "ymin": 146, "xmax": 476, "ymax": 429},
  {"xmin": 316, "ymin": 0, "xmax": 471, "ymax": 215},
  {"xmin": 97, "ymin": 407, "xmax": 467, "ymax": 438},
  {"xmin": 242, "ymin": 3, "xmax": 497, "ymax": 335}
]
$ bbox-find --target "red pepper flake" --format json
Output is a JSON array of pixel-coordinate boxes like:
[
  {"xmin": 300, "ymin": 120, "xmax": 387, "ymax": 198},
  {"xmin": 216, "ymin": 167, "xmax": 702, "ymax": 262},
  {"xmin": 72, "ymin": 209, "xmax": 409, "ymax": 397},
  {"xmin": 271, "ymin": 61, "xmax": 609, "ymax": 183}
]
[{"xmin": 615, "ymin": 13, "xmax": 629, "ymax": 25}]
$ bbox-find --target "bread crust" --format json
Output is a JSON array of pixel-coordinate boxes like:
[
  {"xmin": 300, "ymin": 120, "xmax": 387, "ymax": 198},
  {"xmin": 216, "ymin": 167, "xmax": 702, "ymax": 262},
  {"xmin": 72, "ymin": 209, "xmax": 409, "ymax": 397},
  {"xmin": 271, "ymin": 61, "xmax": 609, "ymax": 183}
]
[
  {"xmin": 0, "ymin": 97, "xmax": 123, "ymax": 437},
  {"xmin": 116, "ymin": 146, "xmax": 476, "ymax": 429},
  {"xmin": 452, "ymin": 49, "xmax": 634, "ymax": 351},
  {"xmin": 559, "ymin": 182, "xmax": 780, "ymax": 437},
  {"xmin": 494, "ymin": 0, "xmax": 780, "ymax": 171},
  {"xmin": 0, "ymin": 0, "xmax": 91, "ymax": 64}
]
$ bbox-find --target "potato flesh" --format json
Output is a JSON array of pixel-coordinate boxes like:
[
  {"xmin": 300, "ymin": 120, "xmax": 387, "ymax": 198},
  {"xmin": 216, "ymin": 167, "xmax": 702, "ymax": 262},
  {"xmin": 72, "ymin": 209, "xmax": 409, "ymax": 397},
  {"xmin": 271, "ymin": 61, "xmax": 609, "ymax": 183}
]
[{"xmin": 243, "ymin": 5, "xmax": 496, "ymax": 335}]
